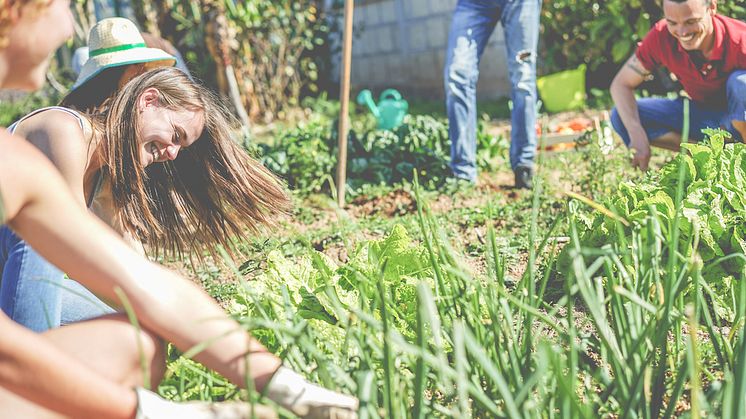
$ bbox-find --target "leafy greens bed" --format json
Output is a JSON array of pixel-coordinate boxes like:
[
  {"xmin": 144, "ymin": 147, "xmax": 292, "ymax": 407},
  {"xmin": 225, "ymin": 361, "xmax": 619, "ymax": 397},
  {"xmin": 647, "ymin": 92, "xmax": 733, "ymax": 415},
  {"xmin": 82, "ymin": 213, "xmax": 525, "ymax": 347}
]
[
  {"xmin": 259, "ymin": 115, "xmax": 507, "ymax": 195},
  {"xmin": 556, "ymin": 129, "xmax": 746, "ymax": 331},
  {"xmin": 574, "ymin": 129, "xmax": 746, "ymax": 277},
  {"xmin": 160, "ymin": 128, "xmax": 746, "ymax": 417}
]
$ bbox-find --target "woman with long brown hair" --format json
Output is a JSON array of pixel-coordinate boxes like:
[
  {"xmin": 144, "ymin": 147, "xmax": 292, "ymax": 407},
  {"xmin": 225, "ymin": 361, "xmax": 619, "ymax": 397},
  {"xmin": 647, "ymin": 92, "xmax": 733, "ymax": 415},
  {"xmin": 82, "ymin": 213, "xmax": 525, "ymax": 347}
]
[
  {"xmin": 2, "ymin": 49, "xmax": 290, "ymax": 331},
  {"xmin": 0, "ymin": 2, "xmax": 357, "ymax": 417}
]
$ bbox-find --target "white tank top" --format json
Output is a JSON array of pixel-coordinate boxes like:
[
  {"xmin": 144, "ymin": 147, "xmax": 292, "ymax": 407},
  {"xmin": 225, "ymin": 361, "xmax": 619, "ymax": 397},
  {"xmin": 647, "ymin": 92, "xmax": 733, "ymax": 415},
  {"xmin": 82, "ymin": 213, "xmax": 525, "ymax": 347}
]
[{"xmin": 8, "ymin": 106, "xmax": 91, "ymax": 138}]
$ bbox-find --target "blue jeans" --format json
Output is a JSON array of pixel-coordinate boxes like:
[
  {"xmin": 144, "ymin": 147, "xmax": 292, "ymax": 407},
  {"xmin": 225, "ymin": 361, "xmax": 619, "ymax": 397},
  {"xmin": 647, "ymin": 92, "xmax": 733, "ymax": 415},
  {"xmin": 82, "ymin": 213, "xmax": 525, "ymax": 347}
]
[
  {"xmin": 0, "ymin": 226, "xmax": 114, "ymax": 332},
  {"xmin": 445, "ymin": 0, "xmax": 541, "ymax": 181},
  {"xmin": 611, "ymin": 70, "xmax": 746, "ymax": 145}
]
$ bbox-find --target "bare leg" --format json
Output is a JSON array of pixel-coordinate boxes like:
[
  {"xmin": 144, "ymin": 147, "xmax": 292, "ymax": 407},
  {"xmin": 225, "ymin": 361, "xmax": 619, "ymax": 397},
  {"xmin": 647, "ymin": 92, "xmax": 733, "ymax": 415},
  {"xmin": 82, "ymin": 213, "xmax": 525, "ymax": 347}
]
[{"xmin": 0, "ymin": 313, "xmax": 165, "ymax": 418}]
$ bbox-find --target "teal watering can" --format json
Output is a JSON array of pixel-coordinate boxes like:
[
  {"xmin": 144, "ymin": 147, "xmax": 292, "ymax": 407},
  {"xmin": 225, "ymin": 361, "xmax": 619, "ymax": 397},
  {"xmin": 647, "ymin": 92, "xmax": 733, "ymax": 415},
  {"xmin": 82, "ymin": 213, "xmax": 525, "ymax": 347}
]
[{"xmin": 356, "ymin": 88, "xmax": 408, "ymax": 130}]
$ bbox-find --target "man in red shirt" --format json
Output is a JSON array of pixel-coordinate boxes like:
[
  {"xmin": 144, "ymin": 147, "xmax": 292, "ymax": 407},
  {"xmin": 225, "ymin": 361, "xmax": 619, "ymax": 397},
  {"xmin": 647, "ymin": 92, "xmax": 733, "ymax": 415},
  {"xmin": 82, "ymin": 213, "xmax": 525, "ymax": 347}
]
[{"xmin": 609, "ymin": 0, "xmax": 746, "ymax": 170}]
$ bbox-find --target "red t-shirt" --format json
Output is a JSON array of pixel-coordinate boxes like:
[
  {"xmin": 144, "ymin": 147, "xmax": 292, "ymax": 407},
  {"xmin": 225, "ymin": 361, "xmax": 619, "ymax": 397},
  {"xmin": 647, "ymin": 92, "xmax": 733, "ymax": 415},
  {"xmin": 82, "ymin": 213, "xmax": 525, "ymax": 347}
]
[{"xmin": 636, "ymin": 14, "xmax": 746, "ymax": 105}]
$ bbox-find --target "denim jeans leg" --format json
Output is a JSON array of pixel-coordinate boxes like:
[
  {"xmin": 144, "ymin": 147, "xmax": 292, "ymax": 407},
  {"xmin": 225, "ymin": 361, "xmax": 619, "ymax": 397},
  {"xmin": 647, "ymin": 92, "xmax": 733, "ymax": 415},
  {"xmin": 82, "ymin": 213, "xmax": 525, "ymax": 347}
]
[
  {"xmin": 444, "ymin": 0, "xmax": 501, "ymax": 181},
  {"xmin": 611, "ymin": 97, "xmax": 723, "ymax": 147},
  {"xmin": 0, "ymin": 226, "xmax": 63, "ymax": 332},
  {"xmin": 687, "ymin": 100, "xmax": 725, "ymax": 141},
  {"xmin": 501, "ymin": 0, "xmax": 541, "ymax": 171},
  {"xmin": 0, "ymin": 226, "xmax": 114, "ymax": 332},
  {"xmin": 610, "ymin": 98, "xmax": 684, "ymax": 147},
  {"xmin": 724, "ymin": 70, "xmax": 746, "ymax": 141},
  {"xmin": 59, "ymin": 275, "xmax": 116, "ymax": 326}
]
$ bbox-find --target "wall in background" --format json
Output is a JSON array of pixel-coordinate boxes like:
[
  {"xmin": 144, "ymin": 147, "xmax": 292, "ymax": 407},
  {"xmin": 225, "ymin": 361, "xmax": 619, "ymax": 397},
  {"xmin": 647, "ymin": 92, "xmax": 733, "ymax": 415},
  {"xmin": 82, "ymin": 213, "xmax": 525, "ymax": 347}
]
[{"xmin": 330, "ymin": 0, "xmax": 511, "ymax": 101}]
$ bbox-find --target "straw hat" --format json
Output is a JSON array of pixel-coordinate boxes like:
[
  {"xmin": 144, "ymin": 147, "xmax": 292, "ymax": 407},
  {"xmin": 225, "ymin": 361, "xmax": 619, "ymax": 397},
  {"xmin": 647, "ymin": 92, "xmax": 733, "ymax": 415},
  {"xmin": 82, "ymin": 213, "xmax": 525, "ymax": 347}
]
[{"xmin": 72, "ymin": 17, "xmax": 176, "ymax": 90}]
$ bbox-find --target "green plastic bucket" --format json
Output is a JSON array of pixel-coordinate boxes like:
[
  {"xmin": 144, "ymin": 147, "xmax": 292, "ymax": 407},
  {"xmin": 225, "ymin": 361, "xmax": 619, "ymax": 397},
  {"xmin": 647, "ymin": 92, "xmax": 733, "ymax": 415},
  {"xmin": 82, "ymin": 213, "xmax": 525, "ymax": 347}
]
[{"xmin": 536, "ymin": 64, "xmax": 587, "ymax": 113}]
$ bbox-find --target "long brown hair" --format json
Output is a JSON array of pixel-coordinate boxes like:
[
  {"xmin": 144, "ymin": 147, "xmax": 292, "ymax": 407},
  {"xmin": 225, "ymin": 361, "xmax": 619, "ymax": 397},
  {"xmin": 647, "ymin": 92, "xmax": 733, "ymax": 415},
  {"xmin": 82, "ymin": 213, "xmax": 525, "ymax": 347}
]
[{"xmin": 64, "ymin": 67, "xmax": 290, "ymax": 260}]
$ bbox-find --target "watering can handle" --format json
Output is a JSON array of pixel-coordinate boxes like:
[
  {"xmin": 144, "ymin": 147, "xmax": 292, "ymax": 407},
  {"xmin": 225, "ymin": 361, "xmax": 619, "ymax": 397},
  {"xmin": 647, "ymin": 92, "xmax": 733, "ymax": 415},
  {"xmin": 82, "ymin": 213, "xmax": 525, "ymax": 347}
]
[{"xmin": 379, "ymin": 89, "xmax": 402, "ymax": 101}]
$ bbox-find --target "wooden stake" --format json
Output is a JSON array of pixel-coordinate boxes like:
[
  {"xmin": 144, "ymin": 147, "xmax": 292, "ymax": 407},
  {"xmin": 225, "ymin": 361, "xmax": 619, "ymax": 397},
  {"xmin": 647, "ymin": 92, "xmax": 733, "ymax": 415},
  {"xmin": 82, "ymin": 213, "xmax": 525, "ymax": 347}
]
[{"xmin": 336, "ymin": 0, "xmax": 354, "ymax": 208}]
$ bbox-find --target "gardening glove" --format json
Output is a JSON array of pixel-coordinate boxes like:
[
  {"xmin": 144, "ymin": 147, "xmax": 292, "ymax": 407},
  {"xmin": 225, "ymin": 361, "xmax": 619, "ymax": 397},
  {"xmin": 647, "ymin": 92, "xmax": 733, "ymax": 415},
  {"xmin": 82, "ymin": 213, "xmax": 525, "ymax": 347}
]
[
  {"xmin": 135, "ymin": 387, "xmax": 277, "ymax": 419},
  {"xmin": 265, "ymin": 366, "xmax": 358, "ymax": 419}
]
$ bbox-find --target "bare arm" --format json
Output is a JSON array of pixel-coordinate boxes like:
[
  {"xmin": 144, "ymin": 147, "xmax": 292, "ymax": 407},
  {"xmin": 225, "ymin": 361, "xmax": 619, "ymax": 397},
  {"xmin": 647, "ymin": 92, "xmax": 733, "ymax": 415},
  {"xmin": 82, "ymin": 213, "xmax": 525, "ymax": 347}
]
[
  {"xmin": 0, "ymin": 132, "xmax": 281, "ymax": 390},
  {"xmin": 0, "ymin": 137, "xmax": 136, "ymax": 419},
  {"xmin": 12, "ymin": 110, "xmax": 90, "ymax": 206},
  {"xmin": 0, "ymin": 314, "xmax": 137, "ymax": 419},
  {"xmin": 1, "ymin": 133, "xmax": 357, "ymax": 417},
  {"xmin": 610, "ymin": 53, "xmax": 653, "ymax": 170}
]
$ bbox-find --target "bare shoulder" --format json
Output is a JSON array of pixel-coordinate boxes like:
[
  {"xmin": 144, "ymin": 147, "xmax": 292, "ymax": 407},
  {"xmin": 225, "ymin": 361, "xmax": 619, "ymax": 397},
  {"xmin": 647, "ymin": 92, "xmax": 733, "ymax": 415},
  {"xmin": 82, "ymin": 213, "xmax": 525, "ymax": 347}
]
[
  {"xmin": 0, "ymin": 132, "xmax": 61, "ymax": 221},
  {"xmin": 12, "ymin": 109, "xmax": 91, "ymax": 173},
  {"xmin": 10, "ymin": 109, "xmax": 92, "ymax": 202}
]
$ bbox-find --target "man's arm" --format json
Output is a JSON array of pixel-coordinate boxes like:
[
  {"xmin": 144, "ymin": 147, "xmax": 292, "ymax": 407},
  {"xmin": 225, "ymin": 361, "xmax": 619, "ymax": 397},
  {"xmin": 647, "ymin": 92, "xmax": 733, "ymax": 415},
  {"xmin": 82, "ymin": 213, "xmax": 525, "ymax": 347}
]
[{"xmin": 610, "ymin": 53, "xmax": 653, "ymax": 170}]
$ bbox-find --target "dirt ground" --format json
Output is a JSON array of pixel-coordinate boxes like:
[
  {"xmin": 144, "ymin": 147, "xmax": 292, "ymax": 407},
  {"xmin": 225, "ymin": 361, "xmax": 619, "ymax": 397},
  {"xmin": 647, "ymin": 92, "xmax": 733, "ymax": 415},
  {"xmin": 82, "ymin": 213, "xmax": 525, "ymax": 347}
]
[{"xmin": 173, "ymin": 108, "xmax": 619, "ymax": 290}]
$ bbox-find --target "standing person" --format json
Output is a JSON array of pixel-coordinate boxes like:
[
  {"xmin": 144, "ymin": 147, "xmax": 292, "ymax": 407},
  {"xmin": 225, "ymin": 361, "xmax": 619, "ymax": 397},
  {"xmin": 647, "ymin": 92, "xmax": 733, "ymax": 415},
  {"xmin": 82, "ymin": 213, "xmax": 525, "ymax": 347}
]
[
  {"xmin": 610, "ymin": 0, "xmax": 746, "ymax": 171},
  {"xmin": 0, "ymin": 1, "xmax": 359, "ymax": 417},
  {"xmin": 444, "ymin": 0, "xmax": 541, "ymax": 189}
]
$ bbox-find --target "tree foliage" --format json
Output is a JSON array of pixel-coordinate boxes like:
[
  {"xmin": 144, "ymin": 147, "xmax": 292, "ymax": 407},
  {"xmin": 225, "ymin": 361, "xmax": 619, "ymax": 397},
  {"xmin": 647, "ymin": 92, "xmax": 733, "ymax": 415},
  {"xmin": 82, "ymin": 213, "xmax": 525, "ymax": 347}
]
[{"xmin": 98, "ymin": 0, "xmax": 339, "ymax": 123}]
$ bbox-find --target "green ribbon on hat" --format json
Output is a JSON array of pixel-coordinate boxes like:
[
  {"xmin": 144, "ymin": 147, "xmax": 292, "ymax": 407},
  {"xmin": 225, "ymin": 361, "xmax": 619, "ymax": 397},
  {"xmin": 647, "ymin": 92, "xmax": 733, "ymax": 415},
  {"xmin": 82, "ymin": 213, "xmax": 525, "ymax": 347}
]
[{"xmin": 89, "ymin": 42, "xmax": 147, "ymax": 57}]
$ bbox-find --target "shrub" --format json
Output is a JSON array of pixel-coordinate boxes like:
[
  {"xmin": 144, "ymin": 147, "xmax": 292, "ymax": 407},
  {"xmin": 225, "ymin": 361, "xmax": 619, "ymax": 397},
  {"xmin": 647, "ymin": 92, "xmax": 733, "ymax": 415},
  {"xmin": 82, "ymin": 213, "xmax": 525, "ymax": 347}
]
[
  {"xmin": 260, "ymin": 113, "xmax": 508, "ymax": 195},
  {"xmin": 127, "ymin": 0, "xmax": 337, "ymax": 122},
  {"xmin": 260, "ymin": 119, "xmax": 336, "ymax": 194}
]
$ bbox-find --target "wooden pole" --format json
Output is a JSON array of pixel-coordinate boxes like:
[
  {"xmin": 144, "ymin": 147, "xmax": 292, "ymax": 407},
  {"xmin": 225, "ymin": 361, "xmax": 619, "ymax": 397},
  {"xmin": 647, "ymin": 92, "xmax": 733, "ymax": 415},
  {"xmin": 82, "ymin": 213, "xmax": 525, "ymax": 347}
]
[{"xmin": 336, "ymin": 0, "xmax": 354, "ymax": 208}]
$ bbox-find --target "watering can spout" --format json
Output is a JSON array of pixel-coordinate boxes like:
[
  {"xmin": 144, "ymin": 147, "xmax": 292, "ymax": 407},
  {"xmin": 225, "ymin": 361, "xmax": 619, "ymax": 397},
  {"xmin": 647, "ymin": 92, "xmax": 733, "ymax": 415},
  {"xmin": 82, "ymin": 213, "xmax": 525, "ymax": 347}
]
[{"xmin": 356, "ymin": 89, "xmax": 380, "ymax": 118}]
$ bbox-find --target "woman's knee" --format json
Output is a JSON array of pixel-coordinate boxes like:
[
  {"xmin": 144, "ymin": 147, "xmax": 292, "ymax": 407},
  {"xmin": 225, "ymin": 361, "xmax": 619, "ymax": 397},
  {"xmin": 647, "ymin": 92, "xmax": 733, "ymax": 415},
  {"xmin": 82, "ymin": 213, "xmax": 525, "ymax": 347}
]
[
  {"xmin": 118, "ymin": 320, "xmax": 166, "ymax": 388},
  {"xmin": 43, "ymin": 313, "xmax": 166, "ymax": 387}
]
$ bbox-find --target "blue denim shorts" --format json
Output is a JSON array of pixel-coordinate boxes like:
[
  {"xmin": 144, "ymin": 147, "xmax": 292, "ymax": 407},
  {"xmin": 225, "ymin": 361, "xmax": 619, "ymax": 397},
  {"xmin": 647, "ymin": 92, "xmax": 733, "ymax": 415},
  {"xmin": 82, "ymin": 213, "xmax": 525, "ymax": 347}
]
[{"xmin": 0, "ymin": 226, "xmax": 114, "ymax": 332}]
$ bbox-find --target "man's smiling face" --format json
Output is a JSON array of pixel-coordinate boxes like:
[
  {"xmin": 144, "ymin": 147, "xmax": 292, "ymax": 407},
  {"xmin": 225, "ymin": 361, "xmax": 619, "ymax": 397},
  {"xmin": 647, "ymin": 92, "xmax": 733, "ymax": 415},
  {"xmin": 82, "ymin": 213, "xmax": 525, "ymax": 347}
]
[{"xmin": 663, "ymin": 0, "xmax": 717, "ymax": 52}]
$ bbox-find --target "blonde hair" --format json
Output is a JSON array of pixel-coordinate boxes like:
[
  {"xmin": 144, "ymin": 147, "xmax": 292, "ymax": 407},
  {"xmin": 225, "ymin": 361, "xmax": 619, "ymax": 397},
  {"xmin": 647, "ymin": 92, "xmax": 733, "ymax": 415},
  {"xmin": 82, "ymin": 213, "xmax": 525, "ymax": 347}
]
[
  {"xmin": 0, "ymin": 0, "xmax": 50, "ymax": 48},
  {"xmin": 67, "ymin": 67, "xmax": 291, "ymax": 261}
]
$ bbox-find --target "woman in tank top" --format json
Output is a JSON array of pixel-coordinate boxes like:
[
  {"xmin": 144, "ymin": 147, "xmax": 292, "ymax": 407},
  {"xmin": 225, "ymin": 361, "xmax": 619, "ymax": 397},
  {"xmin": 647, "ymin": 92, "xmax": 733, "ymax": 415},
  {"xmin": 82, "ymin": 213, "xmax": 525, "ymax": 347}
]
[
  {"xmin": 0, "ymin": 18, "xmax": 290, "ymax": 332},
  {"xmin": 0, "ymin": 5, "xmax": 357, "ymax": 418}
]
